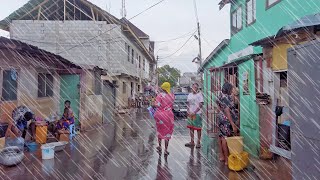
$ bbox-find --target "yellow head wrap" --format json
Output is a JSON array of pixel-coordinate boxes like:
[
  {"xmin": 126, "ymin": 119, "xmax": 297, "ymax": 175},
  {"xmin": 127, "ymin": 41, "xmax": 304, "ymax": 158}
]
[{"xmin": 161, "ymin": 82, "xmax": 171, "ymax": 93}]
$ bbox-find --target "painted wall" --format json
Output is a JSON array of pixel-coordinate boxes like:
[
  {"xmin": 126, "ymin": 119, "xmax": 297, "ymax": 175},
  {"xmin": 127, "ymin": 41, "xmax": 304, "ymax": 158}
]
[
  {"xmin": 272, "ymin": 43, "xmax": 293, "ymax": 70},
  {"xmin": 203, "ymin": 0, "xmax": 320, "ymax": 156},
  {"xmin": 229, "ymin": 0, "xmax": 320, "ymax": 54},
  {"xmin": 112, "ymin": 76, "xmax": 141, "ymax": 109},
  {"xmin": 238, "ymin": 60, "xmax": 260, "ymax": 157},
  {"xmin": 204, "ymin": 0, "xmax": 320, "ymax": 70},
  {"xmin": 0, "ymin": 49, "xmax": 60, "ymax": 123}
]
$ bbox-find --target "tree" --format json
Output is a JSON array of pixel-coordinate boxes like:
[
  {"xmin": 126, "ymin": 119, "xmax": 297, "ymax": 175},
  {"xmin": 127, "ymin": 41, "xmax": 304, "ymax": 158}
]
[{"xmin": 157, "ymin": 65, "xmax": 181, "ymax": 87}]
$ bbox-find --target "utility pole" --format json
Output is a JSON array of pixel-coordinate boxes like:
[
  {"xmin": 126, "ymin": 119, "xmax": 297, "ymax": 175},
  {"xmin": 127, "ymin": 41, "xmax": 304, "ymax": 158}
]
[
  {"xmin": 197, "ymin": 23, "xmax": 203, "ymax": 89},
  {"xmin": 193, "ymin": 0, "xmax": 203, "ymax": 88},
  {"xmin": 121, "ymin": 0, "xmax": 127, "ymax": 18},
  {"xmin": 197, "ymin": 22, "xmax": 202, "ymax": 68}
]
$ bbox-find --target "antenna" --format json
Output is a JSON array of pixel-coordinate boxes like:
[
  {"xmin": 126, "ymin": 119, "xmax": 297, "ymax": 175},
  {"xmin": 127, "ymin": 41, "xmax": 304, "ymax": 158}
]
[{"xmin": 121, "ymin": 0, "xmax": 127, "ymax": 18}]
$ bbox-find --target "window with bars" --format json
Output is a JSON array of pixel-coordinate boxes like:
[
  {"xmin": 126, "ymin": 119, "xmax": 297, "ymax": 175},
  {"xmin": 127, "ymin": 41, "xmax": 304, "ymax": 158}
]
[
  {"xmin": 38, "ymin": 73, "xmax": 54, "ymax": 98},
  {"xmin": 231, "ymin": 6, "xmax": 242, "ymax": 34},
  {"xmin": 246, "ymin": 0, "xmax": 256, "ymax": 25},
  {"xmin": 2, "ymin": 70, "xmax": 18, "ymax": 101}
]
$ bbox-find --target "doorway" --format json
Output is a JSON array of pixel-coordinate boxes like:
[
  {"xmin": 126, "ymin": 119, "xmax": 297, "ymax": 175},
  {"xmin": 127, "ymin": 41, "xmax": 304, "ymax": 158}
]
[{"xmin": 60, "ymin": 74, "xmax": 80, "ymax": 125}]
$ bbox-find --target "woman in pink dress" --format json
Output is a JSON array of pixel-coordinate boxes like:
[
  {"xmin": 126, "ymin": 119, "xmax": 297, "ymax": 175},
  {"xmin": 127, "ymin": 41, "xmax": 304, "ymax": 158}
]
[{"xmin": 153, "ymin": 82, "xmax": 175, "ymax": 156}]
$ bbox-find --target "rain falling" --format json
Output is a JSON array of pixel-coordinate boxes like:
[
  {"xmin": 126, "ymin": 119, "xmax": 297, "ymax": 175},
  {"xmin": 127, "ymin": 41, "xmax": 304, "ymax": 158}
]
[{"xmin": 0, "ymin": 0, "xmax": 319, "ymax": 179}]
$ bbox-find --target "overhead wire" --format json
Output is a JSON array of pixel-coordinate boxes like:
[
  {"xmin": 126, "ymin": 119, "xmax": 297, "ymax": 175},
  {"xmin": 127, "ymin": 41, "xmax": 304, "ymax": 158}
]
[
  {"xmin": 158, "ymin": 30, "xmax": 197, "ymax": 59},
  {"xmin": 154, "ymin": 28, "xmax": 197, "ymax": 43}
]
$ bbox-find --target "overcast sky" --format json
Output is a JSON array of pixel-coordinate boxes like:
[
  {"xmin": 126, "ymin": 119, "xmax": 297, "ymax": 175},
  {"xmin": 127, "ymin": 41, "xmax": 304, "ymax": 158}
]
[{"xmin": 0, "ymin": 0, "xmax": 230, "ymax": 73}]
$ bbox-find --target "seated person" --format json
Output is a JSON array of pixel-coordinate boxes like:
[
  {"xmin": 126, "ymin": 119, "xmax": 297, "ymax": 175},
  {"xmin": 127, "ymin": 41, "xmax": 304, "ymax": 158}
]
[
  {"xmin": 16, "ymin": 111, "xmax": 36, "ymax": 141},
  {"xmin": 4, "ymin": 121, "xmax": 24, "ymax": 150},
  {"xmin": 64, "ymin": 100, "xmax": 74, "ymax": 119},
  {"xmin": 55, "ymin": 108, "xmax": 75, "ymax": 137}
]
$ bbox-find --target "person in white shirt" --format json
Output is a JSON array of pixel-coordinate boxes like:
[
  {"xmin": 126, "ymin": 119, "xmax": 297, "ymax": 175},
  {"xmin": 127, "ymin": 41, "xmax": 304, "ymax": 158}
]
[{"xmin": 185, "ymin": 83, "xmax": 204, "ymax": 148}]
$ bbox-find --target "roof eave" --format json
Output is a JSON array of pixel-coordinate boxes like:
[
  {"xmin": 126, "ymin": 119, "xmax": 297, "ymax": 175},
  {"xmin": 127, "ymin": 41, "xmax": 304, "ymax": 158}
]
[{"xmin": 198, "ymin": 39, "xmax": 230, "ymax": 73}]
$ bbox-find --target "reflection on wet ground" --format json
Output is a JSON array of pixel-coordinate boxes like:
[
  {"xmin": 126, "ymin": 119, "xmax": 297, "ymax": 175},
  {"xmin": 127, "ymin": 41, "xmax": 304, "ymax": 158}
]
[{"xmin": 0, "ymin": 109, "xmax": 259, "ymax": 180}]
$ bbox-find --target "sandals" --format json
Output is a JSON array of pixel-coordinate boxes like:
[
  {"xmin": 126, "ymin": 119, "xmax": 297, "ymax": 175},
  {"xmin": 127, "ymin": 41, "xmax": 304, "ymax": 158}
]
[
  {"xmin": 219, "ymin": 155, "xmax": 225, "ymax": 162},
  {"xmin": 185, "ymin": 142, "xmax": 195, "ymax": 147},
  {"xmin": 164, "ymin": 151, "xmax": 170, "ymax": 156},
  {"xmin": 156, "ymin": 146, "xmax": 162, "ymax": 152}
]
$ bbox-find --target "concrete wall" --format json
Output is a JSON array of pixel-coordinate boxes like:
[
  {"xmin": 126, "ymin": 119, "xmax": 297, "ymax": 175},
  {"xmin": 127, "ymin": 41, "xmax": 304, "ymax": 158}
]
[
  {"xmin": 10, "ymin": 20, "xmax": 151, "ymax": 82},
  {"xmin": 111, "ymin": 76, "xmax": 142, "ymax": 109},
  {"xmin": 0, "ymin": 49, "xmax": 60, "ymax": 123}
]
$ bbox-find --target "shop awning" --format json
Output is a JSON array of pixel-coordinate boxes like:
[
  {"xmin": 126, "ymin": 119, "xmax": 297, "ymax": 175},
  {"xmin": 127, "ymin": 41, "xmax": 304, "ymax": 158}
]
[{"xmin": 276, "ymin": 13, "xmax": 320, "ymax": 36}]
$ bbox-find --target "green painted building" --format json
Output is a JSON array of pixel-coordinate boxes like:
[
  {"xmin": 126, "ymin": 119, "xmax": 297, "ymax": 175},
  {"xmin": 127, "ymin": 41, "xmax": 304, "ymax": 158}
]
[{"xmin": 201, "ymin": 0, "xmax": 320, "ymax": 157}]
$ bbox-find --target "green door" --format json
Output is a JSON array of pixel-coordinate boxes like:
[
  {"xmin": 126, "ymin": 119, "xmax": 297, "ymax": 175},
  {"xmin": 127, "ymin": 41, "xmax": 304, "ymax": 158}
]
[
  {"xmin": 238, "ymin": 60, "xmax": 260, "ymax": 157},
  {"xmin": 60, "ymin": 75, "xmax": 80, "ymax": 125}
]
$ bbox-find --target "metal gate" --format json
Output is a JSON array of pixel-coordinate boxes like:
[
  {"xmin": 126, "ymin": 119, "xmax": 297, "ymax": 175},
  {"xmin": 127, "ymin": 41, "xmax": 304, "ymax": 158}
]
[{"xmin": 206, "ymin": 66, "xmax": 239, "ymax": 135}]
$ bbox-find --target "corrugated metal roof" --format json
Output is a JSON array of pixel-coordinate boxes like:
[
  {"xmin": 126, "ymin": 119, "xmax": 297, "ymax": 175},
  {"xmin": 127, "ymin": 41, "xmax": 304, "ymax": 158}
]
[
  {"xmin": 277, "ymin": 13, "xmax": 320, "ymax": 36},
  {"xmin": 0, "ymin": 36, "xmax": 81, "ymax": 69}
]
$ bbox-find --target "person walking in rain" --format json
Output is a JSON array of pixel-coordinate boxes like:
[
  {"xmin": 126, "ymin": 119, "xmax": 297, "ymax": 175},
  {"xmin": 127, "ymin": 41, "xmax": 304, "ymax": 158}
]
[
  {"xmin": 153, "ymin": 82, "xmax": 175, "ymax": 156},
  {"xmin": 185, "ymin": 83, "xmax": 204, "ymax": 148}
]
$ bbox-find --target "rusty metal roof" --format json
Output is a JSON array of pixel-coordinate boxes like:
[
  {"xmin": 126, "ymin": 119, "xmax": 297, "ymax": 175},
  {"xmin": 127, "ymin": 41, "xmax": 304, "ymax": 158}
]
[{"xmin": 0, "ymin": 36, "xmax": 81, "ymax": 69}]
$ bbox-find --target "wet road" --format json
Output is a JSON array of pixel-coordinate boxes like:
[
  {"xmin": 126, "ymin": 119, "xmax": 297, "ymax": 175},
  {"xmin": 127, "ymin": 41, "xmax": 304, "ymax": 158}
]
[{"xmin": 0, "ymin": 109, "xmax": 259, "ymax": 180}]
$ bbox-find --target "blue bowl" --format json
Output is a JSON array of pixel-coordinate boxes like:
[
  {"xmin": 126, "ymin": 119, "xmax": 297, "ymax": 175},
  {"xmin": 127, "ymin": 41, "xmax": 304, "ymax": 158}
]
[{"xmin": 26, "ymin": 142, "xmax": 38, "ymax": 152}]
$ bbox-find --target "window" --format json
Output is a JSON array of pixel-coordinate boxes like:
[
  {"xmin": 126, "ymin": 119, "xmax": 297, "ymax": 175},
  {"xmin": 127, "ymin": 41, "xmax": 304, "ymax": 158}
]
[
  {"xmin": 131, "ymin": 49, "xmax": 134, "ymax": 64},
  {"xmin": 38, "ymin": 73, "xmax": 54, "ymax": 98},
  {"xmin": 131, "ymin": 82, "xmax": 134, "ymax": 96},
  {"xmin": 127, "ymin": 45, "xmax": 130, "ymax": 62},
  {"xmin": 266, "ymin": 0, "xmax": 281, "ymax": 9},
  {"xmin": 143, "ymin": 59, "xmax": 146, "ymax": 71},
  {"xmin": 94, "ymin": 71, "xmax": 102, "ymax": 95},
  {"xmin": 2, "ymin": 70, "xmax": 18, "ymax": 101},
  {"xmin": 138, "ymin": 56, "xmax": 141, "ymax": 68},
  {"xmin": 123, "ymin": 82, "xmax": 126, "ymax": 94},
  {"xmin": 246, "ymin": 0, "xmax": 256, "ymax": 25},
  {"xmin": 231, "ymin": 6, "xmax": 242, "ymax": 34}
]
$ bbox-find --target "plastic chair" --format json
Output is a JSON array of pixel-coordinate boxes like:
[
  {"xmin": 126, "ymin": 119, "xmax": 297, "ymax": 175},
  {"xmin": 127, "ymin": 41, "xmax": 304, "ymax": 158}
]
[{"xmin": 69, "ymin": 124, "xmax": 76, "ymax": 139}]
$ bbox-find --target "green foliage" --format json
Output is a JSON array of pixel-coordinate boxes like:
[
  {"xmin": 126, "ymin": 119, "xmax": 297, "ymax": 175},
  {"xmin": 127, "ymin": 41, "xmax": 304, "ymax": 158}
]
[{"xmin": 157, "ymin": 65, "xmax": 181, "ymax": 86}]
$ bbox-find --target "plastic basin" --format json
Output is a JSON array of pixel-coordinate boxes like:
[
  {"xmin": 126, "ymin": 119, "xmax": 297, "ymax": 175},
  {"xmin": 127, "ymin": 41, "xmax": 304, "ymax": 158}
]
[
  {"xmin": 226, "ymin": 136, "xmax": 244, "ymax": 154},
  {"xmin": 26, "ymin": 142, "xmax": 38, "ymax": 152},
  {"xmin": 0, "ymin": 146, "xmax": 24, "ymax": 166},
  {"xmin": 46, "ymin": 141, "xmax": 68, "ymax": 152}
]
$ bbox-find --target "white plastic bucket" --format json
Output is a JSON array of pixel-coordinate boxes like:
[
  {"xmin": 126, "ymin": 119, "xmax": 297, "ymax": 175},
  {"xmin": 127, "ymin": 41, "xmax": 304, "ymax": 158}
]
[{"xmin": 41, "ymin": 144, "xmax": 55, "ymax": 160}]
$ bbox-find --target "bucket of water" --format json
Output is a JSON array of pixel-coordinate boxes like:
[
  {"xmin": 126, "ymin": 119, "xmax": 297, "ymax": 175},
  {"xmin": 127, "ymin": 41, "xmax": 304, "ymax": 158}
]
[
  {"xmin": 226, "ymin": 136, "xmax": 244, "ymax": 154},
  {"xmin": 41, "ymin": 144, "xmax": 55, "ymax": 160}
]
